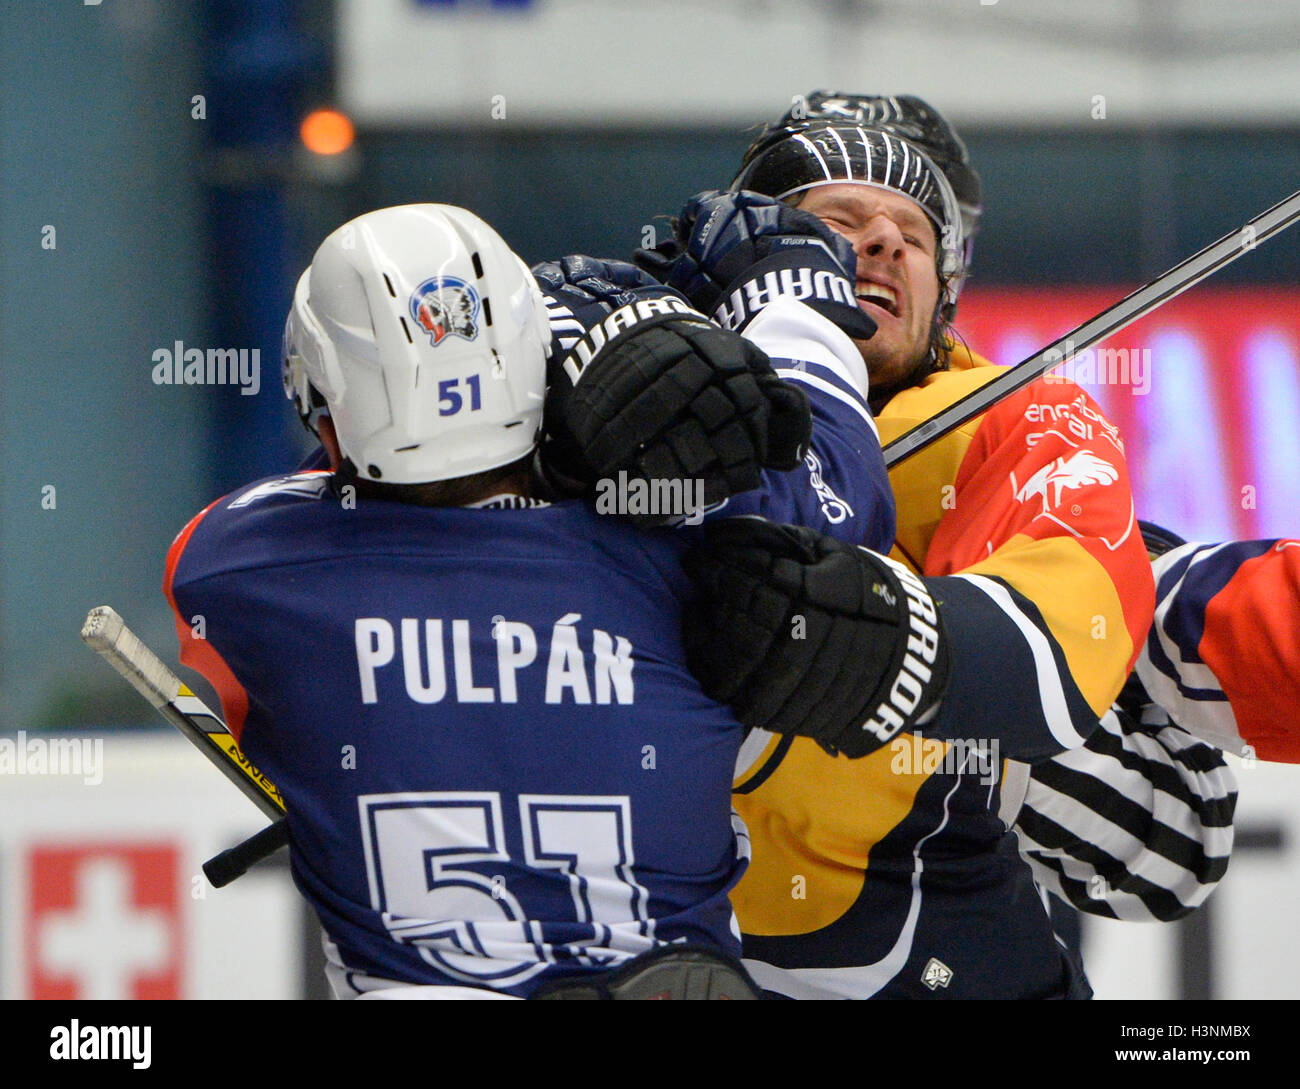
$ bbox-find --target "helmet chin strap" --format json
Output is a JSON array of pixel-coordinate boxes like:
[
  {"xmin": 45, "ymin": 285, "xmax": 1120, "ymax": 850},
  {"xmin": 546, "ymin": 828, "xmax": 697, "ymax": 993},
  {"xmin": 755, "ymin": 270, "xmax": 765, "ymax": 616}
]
[
  {"xmin": 329, "ymin": 456, "xmax": 359, "ymax": 500},
  {"xmin": 291, "ymin": 372, "xmax": 329, "ymax": 439}
]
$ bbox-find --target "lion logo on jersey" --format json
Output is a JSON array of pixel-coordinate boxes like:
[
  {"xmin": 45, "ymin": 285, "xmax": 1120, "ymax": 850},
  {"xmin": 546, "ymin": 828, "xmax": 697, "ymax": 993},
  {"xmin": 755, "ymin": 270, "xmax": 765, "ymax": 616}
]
[
  {"xmin": 410, "ymin": 277, "xmax": 479, "ymax": 346},
  {"xmin": 1014, "ymin": 450, "xmax": 1119, "ymax": 515}
]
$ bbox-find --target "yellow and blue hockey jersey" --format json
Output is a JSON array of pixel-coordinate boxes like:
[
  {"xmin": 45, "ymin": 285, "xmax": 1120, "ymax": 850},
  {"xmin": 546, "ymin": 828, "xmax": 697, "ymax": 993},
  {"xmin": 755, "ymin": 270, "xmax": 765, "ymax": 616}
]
[{"xmin": 732, "ymin": 343, "xmax": 1157, "ymax": 998}]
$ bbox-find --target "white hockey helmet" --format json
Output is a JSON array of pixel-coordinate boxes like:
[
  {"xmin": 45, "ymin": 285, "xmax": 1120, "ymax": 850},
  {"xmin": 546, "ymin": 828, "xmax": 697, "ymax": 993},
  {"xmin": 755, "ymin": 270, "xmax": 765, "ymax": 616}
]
[{"xmin": 282, "ymin": 204, "xmax": 551, "ymax": 484}]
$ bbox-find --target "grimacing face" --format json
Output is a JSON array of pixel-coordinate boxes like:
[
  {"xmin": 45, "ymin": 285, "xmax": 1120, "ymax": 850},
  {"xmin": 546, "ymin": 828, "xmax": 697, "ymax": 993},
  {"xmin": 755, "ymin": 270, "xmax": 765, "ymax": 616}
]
[{"xmin": 794, "ymin": 183, "xmax": 942, "ymax": 394}]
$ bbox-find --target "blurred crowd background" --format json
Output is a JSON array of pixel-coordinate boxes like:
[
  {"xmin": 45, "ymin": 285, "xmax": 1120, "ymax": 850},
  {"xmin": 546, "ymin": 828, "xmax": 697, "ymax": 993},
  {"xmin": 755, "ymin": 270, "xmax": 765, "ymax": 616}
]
[{"xmin": 1, "ymin": 0, "xmax": 1298, "ymax": 999}]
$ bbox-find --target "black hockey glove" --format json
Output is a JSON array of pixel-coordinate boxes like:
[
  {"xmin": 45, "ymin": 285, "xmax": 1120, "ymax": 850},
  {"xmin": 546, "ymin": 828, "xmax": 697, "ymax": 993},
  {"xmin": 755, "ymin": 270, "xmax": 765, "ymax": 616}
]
[
  {"xmin": 683, "ymin": 518, "xmax": 950, "ymax": 758},
  {"xmin": 532, "ymin": 256, "xmax": 810, "ymax": 527},
  {"xmin": 633, "ymin": 190, "xmax": 876, "ymax": 341}
]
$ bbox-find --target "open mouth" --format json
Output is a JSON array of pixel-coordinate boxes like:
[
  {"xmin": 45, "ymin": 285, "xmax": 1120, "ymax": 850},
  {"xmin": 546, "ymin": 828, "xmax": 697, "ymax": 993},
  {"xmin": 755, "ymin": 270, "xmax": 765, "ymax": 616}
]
[{"xmin": 855, "ymin": 282, "xmax": 899, "ymax": 317}]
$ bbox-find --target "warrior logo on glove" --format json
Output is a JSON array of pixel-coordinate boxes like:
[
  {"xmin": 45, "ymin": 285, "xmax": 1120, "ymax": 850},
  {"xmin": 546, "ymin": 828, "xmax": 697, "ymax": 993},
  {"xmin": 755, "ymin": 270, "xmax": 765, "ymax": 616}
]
[
  {"xmin": 531, "ymin": 256, "xmax": 812, "ymax": 526},
  {"xmin": 411, "ymin": 276, "xmax": 480, "ymax": 346},
  {"xmin": 683, "ymin": 518, "xmax": 950, "ymax": 758}
]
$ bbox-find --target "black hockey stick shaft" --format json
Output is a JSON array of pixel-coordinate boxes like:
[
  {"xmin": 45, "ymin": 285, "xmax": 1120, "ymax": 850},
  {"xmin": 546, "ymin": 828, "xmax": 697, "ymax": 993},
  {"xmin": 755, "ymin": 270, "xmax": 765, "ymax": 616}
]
[
  {"xmin": 882, "ymin": 188, "xmax": 1300, "ymax": 468},
  {"xmin": 203, "ymin": 819, "xmax": 290, "ymax": 888}
]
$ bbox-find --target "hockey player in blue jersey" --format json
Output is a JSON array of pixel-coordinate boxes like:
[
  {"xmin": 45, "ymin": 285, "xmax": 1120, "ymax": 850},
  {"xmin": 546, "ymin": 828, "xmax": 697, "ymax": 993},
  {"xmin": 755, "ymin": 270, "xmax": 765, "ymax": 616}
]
[{"xmin": 164, "ymin": 203, "xmax": 944, "ymax": 997}]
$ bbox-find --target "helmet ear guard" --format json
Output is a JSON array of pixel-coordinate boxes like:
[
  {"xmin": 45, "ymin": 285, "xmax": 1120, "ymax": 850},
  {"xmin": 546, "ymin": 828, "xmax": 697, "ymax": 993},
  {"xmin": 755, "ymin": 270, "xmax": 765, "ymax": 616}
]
[{"xmin": 282, "ymin": 269, "xmax": 335, "ymax": 433}]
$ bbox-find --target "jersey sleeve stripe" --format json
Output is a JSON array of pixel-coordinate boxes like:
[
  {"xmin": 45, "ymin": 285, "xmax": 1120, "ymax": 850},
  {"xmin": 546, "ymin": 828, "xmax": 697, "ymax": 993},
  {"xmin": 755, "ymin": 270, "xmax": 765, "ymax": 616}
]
[
  {"xmin": 770, "ymin": 357, "xmax": 869, "ymax": 410},
  {"xmin": 742, "ymin": 294, "xmax": 870, "ymax": 398},
  {"xmin": 1031, "ymin": 724, "xmax": 1236, "ymax": 829},
  {"xmin": 1137, "ymin": 653, "xmax": 1244, "ymax": 754},
  {"xmin": 997, "ymin": 758, "xmax": 1032, "ymax": 828},
  {"xmin": 1018, "ymin": 847, "xmax": 1123, "ymax": 921},
  {"xmin": 1149, "ymin": 543, "xmax": 1237, "ymax": 689},
  {"xmin": 1139, "ymin": 539, "xmax": 1299, "ymax": 761},
  {"xmin": 1020, "ymin": 778, "xmax": 1233, "ymax": 893},
  {"xmin": 921, "ymin": 573, "xmax": 1098, "ymax": 760},
  {"xmin": 774, "ymin": 368, "xmax": 876, "ymax": 434},
  {"xmin": 1016, "ymin": 807, "xmax": 1228, "ymax": 921},
  {"xmin": 1138, "ymin": 544, "xmax": 1250, "ymax": 753},
  {"xmin": 1029, "ymin": 756, "xmax": 1235, "ymax": 849},
  {"xmin": 951, "ymin": 573, "xmax": 1089, "ymax": 750}
]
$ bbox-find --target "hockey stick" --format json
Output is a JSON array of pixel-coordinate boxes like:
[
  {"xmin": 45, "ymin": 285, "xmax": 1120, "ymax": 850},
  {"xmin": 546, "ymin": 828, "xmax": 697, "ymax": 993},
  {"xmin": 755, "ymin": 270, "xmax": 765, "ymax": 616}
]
[
  {"xmin": 882, "ymin": 188, "xmax": 1300, "ymax": 468},
  {"xmin": 202, "ymin": 819, "xmax": 289, "ymax": 887},
  {"xmin": 80, "ymin": 605, "xmax": 288, "ymax": 885}
]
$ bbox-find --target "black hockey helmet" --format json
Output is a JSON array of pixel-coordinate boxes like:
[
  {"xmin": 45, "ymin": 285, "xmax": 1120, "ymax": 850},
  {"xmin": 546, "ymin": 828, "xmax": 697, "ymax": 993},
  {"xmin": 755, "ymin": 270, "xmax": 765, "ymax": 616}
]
[
  {"xmin": 731, "ymin": 122, "xmax": 965, "ymax": 315},
  {"xmin": 760, "ymin": 92, "xmax": 982, "ymax": 245}
]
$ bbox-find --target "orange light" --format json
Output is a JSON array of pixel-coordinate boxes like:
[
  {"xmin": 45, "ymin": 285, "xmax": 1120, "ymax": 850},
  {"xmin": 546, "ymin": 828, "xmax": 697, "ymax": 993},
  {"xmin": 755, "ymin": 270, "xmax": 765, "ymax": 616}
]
[{"xmin": 300, "ymin": 109, "xmax": 355, "ymax": 156}]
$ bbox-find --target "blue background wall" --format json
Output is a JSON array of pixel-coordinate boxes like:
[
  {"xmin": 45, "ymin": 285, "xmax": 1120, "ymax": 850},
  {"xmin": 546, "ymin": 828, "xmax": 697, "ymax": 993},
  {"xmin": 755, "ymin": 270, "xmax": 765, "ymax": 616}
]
[{"xmin": 2, "ymin": 3, "xmax": 209, "ymax": 729}]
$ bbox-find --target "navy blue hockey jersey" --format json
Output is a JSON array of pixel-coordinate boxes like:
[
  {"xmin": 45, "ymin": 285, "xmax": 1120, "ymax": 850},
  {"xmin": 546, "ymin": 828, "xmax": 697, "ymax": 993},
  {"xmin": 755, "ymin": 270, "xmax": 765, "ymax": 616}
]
[
  {"xmin": 165, "ymin": 298, "xmax": 892, "ymax": 996},
  {"xmin": 167, "ymin": 483, "xmax": 752, "ymax": 994}
]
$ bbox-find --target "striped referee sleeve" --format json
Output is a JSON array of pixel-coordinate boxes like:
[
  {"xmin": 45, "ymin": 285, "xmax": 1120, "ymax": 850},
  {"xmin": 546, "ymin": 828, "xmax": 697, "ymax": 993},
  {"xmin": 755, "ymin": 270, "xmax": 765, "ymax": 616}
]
[
  {"xmin": 1138, "ymin": 538, "xmax": 1300, "ymax": 763},
  {"xmin": 1009, "ymin": 704, "xmax": 1236, "ymax": 921}
]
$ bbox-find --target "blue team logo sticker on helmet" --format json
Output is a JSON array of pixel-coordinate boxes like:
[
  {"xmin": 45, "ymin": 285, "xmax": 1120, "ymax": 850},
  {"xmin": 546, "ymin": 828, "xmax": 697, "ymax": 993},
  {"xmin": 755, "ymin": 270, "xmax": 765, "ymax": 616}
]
[{"xmin": 410, "ymin": 276, "xmax": 480, "ymax": 346}]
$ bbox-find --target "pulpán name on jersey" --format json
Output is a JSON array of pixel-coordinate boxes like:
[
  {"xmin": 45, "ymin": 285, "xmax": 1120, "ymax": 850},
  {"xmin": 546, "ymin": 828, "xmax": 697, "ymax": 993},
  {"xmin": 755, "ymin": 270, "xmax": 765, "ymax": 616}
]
[{"xmin": 354, "ymin": 613, "xmax": 635, "ymax": 706}]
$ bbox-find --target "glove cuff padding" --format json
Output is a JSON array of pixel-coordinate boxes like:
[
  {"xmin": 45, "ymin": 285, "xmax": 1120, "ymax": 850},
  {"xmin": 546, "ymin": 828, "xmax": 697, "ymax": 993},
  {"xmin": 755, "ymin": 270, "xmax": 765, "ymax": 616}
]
[
  {"xmin": 683, "ymin": 520, "xmax": 949, "ymax": 758},
  {"xmin": 846, "ymin": 551, "xmax": 949, "ymax": 754},
  {"xmin": 540, "ymin": 304, "xmax": 811, "ymax": 525},
  {"xmin": 539, "ymin": 297, "xmax": 715, "ymax": 495},
  {"xmin": 709, "ymin": 243, "xmax": 876, "ymax": 342}
]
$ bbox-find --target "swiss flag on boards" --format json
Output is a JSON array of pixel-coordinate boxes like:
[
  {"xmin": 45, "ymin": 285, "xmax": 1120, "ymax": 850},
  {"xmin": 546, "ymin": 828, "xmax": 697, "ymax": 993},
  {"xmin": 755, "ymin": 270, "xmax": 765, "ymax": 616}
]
[{"xmin": 26, "ymin": 843, "xmax": 183, "ymax": 1000}]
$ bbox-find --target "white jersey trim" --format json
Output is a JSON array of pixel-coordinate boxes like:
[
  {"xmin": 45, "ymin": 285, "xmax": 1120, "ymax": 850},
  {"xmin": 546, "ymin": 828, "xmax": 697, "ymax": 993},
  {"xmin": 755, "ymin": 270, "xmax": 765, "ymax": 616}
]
[
  {"xmin": 953, "ymin": 573, "xmax": 1087, "ymax": 750},
  {"xmin": 742, "ymin": 295, "xmax": 871, "ymax": 400},
  {"xmin": 1136, "ymin": 543, "xmax": 1244, "ymax": 753},
  {"xmin": 734, "ymin": 727, "xmax": 778, "ymax": 783},
  {"xmin": 776, "ymin": 368, "xmax": 878, "ymax": 436},
  {"xmin": 465, "ymin": 493, "xmax": 552, "ymax": 510},
  {"xmin": 357, "ymin": 985, "xmax": 522, "ymax": 1000},
  {"xmin": 997, "ymin": 758, "xmax": 1032, "ymax": 829},
  {"xmin": 1149, "ymin": 543, "xmax": 1232, "ymax": 691}
]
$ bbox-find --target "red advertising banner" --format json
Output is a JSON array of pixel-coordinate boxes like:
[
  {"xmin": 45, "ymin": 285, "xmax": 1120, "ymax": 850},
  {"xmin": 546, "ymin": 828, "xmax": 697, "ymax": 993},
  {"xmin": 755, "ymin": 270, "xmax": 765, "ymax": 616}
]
[{"xmin": 956, "ymin": 287, "xmax": 1300, "ymax": 542}]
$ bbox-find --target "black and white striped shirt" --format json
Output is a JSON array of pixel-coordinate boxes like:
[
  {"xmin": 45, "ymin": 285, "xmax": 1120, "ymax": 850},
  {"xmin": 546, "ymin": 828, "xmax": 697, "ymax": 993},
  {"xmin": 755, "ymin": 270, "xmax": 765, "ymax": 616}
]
[{"xmin": 1006, "ymin": 702, "xmax": 1237, "ymax": 921}]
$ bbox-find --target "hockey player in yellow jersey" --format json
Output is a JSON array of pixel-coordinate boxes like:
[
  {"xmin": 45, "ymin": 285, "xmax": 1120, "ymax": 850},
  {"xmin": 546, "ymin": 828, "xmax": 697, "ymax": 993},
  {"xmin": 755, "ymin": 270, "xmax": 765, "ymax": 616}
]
[{"xmin": 652, "ymin": 95, "xmax": 1233, "ymax": 998}]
